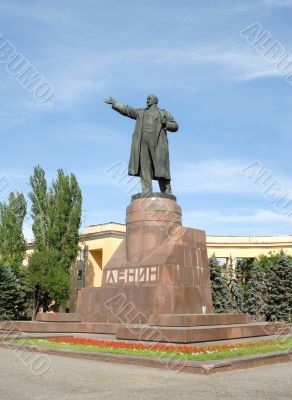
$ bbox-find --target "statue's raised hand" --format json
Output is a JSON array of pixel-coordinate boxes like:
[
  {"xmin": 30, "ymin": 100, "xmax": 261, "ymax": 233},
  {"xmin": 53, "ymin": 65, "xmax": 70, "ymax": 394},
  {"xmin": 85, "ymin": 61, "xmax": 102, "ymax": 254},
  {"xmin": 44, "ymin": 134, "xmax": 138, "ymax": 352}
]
[{"xmin": 103, "ymin": 97, "xmax": 116, "ymax": 105}]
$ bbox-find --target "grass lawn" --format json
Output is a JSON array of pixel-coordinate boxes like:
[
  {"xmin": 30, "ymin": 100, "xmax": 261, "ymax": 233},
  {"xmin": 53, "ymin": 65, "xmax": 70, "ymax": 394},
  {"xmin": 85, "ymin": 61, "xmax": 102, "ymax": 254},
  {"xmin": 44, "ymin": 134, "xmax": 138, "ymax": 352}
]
[{"xmin": 6, "ymin": 337, "xmax": 292, "ymax": 362}]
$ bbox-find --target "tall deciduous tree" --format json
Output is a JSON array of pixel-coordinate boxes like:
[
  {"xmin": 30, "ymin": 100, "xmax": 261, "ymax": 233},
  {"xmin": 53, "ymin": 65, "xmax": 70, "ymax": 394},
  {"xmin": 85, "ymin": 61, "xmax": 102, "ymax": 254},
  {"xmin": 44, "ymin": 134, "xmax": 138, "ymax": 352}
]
[
  {"xmin": 29, "ymin": 166, "xmax": 48, "ymax": 251},
  {"xmin": 47, "ymin": 169, "xmax": 82, "ymax": 272},
  {"xmin": 26, "ymin": 166, "xmax": 82, "ymax": 318},
  {"xmin": 25, "ymin": 249, "xmax": 71, "ymax": 320},
  {"xmin": 0, "ymin": 192, "xmax": 27, "ymax": 274}
]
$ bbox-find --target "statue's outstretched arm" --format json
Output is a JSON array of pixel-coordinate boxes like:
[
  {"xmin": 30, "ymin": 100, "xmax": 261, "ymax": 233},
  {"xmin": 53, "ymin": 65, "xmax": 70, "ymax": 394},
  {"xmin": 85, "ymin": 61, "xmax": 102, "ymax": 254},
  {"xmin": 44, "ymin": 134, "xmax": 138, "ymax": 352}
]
[{"xmin": 104, "ymin": 97, "xmax": 138, "ymax": 120}]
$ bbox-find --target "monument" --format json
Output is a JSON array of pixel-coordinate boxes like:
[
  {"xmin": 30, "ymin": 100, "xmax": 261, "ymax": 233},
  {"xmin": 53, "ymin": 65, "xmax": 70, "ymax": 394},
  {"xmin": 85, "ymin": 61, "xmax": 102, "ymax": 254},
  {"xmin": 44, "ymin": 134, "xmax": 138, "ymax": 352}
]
[
  {"xmin": 0, "ymin": 95, "xmax": 286, "ymax": 342},
  {"xmin": 104, "ymin": 95, "xmax": 178, "ymax": 195},
  {"xmin": 74, "ymin": 95, "xmax": 283, "ymax": 342}
]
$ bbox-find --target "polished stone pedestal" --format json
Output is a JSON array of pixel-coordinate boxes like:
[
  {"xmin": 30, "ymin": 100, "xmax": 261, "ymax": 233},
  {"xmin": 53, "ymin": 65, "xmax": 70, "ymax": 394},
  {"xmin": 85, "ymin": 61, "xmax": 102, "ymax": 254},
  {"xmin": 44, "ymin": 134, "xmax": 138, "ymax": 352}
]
[
  {"xmin": 0, "ymin": 194, "xmax": 286, "ymax": 343},
  {"xmin": 74, "ymin": 195, "xmax": 285, "ymax": 342}
]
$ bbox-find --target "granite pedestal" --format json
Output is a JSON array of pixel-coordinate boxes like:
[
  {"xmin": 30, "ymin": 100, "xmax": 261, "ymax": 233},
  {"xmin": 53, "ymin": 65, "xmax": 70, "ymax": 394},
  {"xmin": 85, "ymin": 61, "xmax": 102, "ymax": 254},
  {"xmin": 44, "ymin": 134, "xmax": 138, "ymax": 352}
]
[{"xmin": 0, "ymin": 194, "xmax": 286, "ymax": 343}]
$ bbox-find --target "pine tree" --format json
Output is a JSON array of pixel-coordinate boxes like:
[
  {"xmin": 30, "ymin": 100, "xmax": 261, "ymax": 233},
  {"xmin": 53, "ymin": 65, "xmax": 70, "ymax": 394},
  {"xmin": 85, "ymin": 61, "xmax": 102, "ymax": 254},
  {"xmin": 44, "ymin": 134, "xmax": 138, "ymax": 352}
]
[
  {"xmin": 244, "ymin": 261, "xmax": 268, "ymax": 320},
  {"xmin": 209, "ymin": 255, "xmax": 233, "ymax": 313},
  {"xmin": 235, "ymin": 258, "xmax": 254, "ymax": 288},
  {"xmin": 0, "ymin": 262, "xmax": 24, "ymax": 320},
  {"xmin": 227, "ymin": 258, "xmax": 244, "ymax": 313},
  {"xmin": 0, "ymin": 192, "xmax": 27, "ymax": 274},
  {"xmin": 265, "ymin": 251, "xmax": 292, "ymax": 322}
]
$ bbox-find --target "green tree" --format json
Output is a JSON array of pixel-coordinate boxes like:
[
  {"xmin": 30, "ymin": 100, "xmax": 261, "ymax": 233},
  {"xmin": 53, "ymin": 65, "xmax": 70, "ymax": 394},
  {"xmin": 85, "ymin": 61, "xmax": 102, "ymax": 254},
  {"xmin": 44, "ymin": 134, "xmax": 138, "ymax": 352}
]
[
  {"xmin": 26, "ymin": 166, "xmax": 82, "ymax": 318},
  {"xmin": 265, "ymin": 251, "xmax": 292, "ymax": 322},
  {"xmin": 0, "ymin": 262, "xmax": 24, "ymax": 320},
  {"xmin": 0, "ymin": 192, "xmax": 27, "ymax": 274},
  {"xmin": 227, "ymin": 258, "xmax": 244, "ymax": 313},
  {"xmin": 25, "ymin": 249, "xmax": 71, "ymax": 319},
  {"xmin": 29, "ymin": 166, "xmax": 48, "ymax": 251},
  {"xmin": 209, "ymin": 256, "xmax": 233, "ymax": 313},
  {"xmin": 235, "ymin": 258, "xmax": 254, "ymax": 287},
  {"xmin": 29, "ymin": 167, "xmax": 82, "ymax": 268},
  {"xmin": 46, "ymin": 169, "xmax": 82, "ymax": 272},
  {"xmin": 244, "ymin": 260, "xmax": 268, "ymax": 320}
]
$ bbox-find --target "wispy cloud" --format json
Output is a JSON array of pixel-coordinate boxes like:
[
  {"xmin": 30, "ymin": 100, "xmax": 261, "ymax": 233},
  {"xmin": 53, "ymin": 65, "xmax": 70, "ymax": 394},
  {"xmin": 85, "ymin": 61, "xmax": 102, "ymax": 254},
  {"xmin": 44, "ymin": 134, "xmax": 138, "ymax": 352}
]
[
  {"xmin": 0, "ymin": 169, "xmax": 30, "ymax": 181},
  {"xmin": 46, "ymin": 45, "xmax": 289, "ymax": 106},
  {"xmin": 54, "ymin": 122, "xmax": 124, "ymax": 144},
  {"xmin": 173, "ymin": 159, "xmax": 259, "ymax": 195},
  {"xmin": 173, "ymin": 158, "xmax": 292, "ymax": 197},
  {"xmin": 0, "ymin": 2, "xmax": 70, "ymax": 24},
  {"xmin": 265, "ymin": 0, "xmax": 292, "ymax": 7},
  {"xmin": 185, "ymin": 208, "xmax": 292, "ymax": 224},
  {"xmin": 183, "ymin": 208, "xmax": 292, "ymax": 235}
]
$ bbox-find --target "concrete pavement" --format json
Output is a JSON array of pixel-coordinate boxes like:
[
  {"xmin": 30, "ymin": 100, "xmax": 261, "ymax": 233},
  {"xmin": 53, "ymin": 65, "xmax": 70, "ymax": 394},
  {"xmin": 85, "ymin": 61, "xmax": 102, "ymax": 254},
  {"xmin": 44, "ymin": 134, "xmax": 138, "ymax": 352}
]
[{"xmin": 0, "ymin": 347, "xmax": 291, "ymax": 400}]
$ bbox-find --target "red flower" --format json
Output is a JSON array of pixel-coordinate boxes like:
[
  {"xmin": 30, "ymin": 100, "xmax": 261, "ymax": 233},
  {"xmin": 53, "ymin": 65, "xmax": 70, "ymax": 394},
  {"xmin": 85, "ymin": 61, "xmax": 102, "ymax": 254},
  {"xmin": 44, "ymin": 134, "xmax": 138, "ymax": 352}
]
[{"xmin": 47, "ymin": 337, "xmax": 285, "ymax": 354}]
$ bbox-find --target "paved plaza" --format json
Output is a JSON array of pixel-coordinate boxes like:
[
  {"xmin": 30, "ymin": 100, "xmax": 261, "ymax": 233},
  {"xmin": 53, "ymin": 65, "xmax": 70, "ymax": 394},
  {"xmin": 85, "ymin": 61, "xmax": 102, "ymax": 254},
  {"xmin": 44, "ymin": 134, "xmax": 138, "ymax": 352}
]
[{"xmin": 0, "ymin": 347, "xmax": 291, "ymax": 400}]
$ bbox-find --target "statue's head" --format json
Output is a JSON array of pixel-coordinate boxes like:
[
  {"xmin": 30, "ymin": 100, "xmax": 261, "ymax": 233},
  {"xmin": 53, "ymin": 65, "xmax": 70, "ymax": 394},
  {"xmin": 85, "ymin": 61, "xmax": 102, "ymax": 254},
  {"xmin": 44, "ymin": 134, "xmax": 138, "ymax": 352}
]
[{"xmin": 146, "ymin": 95, "xmax": 158, "ymax": 107}]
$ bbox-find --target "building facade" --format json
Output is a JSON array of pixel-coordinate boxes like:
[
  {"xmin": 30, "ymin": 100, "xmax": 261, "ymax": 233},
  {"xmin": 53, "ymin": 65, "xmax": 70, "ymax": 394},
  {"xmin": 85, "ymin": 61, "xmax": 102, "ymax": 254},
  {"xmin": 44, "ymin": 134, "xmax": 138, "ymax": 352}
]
[
  {"xmin": 73, "ymin": 222, "xmax": 292, "ymax": 285},
  {"xmin": 27, "ymin": 222, "xmax": 292, "ymax": 310}
]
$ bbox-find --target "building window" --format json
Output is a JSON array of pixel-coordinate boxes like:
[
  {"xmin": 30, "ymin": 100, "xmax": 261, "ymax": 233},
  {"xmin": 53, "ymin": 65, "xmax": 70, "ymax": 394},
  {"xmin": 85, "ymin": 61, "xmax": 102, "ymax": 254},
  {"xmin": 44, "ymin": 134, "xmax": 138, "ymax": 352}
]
[{"xmin": 77, "ymin": 270, "xmax": 83, "ymax": 280}]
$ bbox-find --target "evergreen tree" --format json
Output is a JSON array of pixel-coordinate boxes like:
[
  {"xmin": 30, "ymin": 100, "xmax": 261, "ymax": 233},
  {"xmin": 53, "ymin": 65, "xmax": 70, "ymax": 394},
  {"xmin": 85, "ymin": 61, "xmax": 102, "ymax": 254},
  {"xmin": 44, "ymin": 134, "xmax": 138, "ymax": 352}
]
[
  {"xmin": 235, "ymin": 258, "xmax": 254, "ymax": 288},
  {"xmin": 0, "ymin": 262, "xmax": 24, "ymax": 320},
  {"xmin": 244, "ymin": 261, "xmax": 268, "ymax": 320},
  {"xmin": 227, "ymin": 258, "xmax": 244, "ymax": 313},
  {"xmin": 265, "ymin": 251, "xmax": 292, "ymax": 322},
  {"xmin": 209, "ymin": 255, "xmax": 233, "ymax": 313},
  {"xmin": 0, "ymin": 192, "xmax": 27, "ymax": 274}
]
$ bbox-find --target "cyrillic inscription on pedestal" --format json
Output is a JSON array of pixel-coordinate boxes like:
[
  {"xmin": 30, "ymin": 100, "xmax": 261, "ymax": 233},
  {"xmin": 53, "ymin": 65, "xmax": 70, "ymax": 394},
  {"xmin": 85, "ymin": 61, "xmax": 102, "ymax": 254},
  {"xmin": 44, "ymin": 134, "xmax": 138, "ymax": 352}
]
[{"xmin": 106, "ymin": 266, "xmax": 159, "ymax": 285}]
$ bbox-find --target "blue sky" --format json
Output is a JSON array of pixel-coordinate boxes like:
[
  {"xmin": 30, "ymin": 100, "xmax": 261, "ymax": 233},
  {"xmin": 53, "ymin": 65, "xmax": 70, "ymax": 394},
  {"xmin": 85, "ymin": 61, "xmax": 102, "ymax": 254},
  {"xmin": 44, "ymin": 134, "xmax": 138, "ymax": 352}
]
[{"xmin": 1, "ymin": 0, "xmax": 292, "ymax": 239}]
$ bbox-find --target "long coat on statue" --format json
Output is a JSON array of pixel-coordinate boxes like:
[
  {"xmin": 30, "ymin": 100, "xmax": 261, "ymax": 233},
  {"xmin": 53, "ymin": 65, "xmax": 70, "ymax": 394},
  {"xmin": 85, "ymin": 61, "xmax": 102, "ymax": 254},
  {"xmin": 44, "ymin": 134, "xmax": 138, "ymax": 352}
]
[{"xmin": 112, "ymin": 102, "xmax": 179, "ymax": 179}]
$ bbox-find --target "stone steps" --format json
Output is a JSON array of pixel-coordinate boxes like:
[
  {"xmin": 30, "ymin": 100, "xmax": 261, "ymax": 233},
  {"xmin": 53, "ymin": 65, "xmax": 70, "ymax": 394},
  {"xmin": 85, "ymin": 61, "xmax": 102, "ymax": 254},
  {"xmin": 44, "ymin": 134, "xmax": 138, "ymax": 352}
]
[{"xmin": 116, "ymin": 322, "xmax": 290, "ymax": 343}]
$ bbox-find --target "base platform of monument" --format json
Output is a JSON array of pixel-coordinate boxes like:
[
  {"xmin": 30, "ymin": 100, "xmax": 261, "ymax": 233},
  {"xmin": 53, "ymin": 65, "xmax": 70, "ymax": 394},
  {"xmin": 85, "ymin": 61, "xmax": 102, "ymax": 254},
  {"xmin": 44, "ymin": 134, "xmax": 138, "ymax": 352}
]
[
  {"xmin": 0, "ymin": 315, "xmax": 288, "ymax": 344},
  {"xmin": 0, "ymin": 195, "xmax": 289, "ymax": 343}
]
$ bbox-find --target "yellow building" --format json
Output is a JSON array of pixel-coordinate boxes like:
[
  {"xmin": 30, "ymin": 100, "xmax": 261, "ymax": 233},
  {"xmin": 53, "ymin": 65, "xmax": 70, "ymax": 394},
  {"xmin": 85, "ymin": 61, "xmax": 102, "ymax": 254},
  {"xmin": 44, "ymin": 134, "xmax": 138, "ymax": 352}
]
[
  {"xmin": 73, "ymin": 222, "xmax": 292, "ymax": 288},
  {"xmin": 26, "ymin": 222, "xmax": 292, "ymax": 309}
]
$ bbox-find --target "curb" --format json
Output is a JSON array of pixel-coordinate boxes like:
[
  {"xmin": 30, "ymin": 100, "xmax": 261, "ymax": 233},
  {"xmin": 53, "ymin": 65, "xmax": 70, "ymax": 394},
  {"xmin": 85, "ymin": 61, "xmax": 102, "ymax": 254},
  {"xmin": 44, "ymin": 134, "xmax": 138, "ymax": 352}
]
[{"xmin": 0, "ymin": 341, "xmax": 291, "ymax": 375}]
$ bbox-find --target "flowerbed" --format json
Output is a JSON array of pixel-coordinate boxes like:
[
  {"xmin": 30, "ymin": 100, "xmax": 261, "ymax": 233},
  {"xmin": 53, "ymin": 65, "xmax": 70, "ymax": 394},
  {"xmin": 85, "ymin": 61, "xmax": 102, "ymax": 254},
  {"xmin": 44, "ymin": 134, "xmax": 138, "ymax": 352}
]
[
  {"xmin": 7, "ymin": 336, "xmax": 292, "ymax": 361},
  {"xmin": 48, "ymin": 337, "xmax": 290, "ymax": 354}
]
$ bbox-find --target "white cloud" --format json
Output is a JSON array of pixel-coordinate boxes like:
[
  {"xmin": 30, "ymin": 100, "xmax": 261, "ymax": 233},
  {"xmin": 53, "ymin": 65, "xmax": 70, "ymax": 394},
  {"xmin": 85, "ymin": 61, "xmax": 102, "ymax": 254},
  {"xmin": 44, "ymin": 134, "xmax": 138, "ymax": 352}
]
[
  {"xmin": 54, "ymin": 122, "xmax": 124, "ymax": 144},
  {"xmin": 183, "ymin": 208, "xmax": 292, "ymax": 235},
  {"xmin": 172, "ymin": 159, "xmax": 292, "ymax": 206},
  {"xmin": 0, "ymin": 2, "xmax": 70, "ymax": 24},
  {"xmin": 265, "ymin": 0, "xmax": 292, "ymax": 7},
  {"xmin": 45, "ymin": 45, "xmax": 289, "ymax": 106},
  {"xmin": 173, "ymin": 159, "xmax": 256, "ymax": 194},
  {"xmin": 0, "ymin": 169, "xmax": 29, "ymax": 181},
  {"xmin": 2, "ymin": 42, "xmax": 279, "ymax": 112},
  {"xmin": 185, "ymin": 208, "xmax": 292, "ymax": 225}
]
